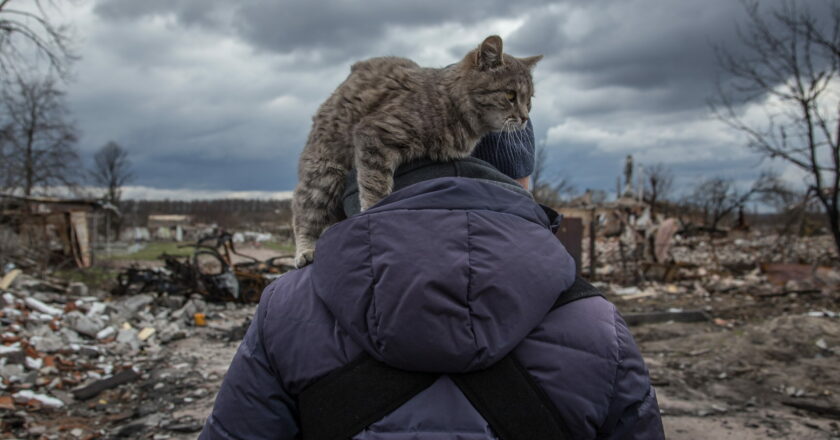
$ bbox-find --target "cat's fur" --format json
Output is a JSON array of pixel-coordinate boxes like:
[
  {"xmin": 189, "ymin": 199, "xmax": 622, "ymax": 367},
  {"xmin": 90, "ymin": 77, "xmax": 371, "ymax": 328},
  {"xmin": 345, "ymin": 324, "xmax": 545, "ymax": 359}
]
[{"xmin": 292, "ymin": 35, "xmax": 541, "ymax": 267}]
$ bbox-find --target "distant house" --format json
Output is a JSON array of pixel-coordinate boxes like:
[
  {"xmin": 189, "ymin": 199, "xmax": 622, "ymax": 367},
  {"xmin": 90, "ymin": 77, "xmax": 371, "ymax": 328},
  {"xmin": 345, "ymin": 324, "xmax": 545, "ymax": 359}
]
[
  {"xmin": 147, "ymin": 214, "xmax": 192, "ymax": 229},
  {"xmin": 147, "ymin": 214, "xmax": 193, "ymax": 241}
]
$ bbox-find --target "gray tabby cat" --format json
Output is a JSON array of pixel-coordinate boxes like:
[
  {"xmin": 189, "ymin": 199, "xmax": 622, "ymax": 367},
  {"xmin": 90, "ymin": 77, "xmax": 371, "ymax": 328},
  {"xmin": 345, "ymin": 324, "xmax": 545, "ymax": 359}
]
[{"xmin": 292, "ymin": 35, "xmax": 541, "ymax": 268}]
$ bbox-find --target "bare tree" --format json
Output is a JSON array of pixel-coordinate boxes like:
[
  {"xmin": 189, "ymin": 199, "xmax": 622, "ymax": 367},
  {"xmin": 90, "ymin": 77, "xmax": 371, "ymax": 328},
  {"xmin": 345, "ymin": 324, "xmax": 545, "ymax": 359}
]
[
  {"xmin": 0, "ymin": 0, "xmax": 77, "ymax": 79},
  {"xmin": 91, "ymin": 141, "xmax": 134, "ymax": 205},
  {"xmin": 690, "ymin": 172, "xmax": 783, "ymax": 231},
  {"xmin": 712, "ymin": 0, "xmax": 840, "ymax": 254},
  {"xmin": 531, "ymin": 142, "xmax": 576, "ymax": 206},
  {"xmin": 90, "ymin": 141, "xmax": 133, "ymax": 240},
  {"xmin": 643, "ymin": 163, "xmax": 674, "ymax": 218},
  {"xmin": 690, "ymin": 177, "xmax": 753, "ymax": 231},
  {"xmin": 1, "ymin": 75, "xmax": 80, "ymax": 196}
]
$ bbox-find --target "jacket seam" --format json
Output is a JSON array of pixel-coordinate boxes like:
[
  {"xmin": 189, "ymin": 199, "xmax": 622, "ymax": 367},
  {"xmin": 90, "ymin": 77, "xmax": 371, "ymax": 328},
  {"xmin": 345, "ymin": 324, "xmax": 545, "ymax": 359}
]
[
  {"xmin": 597, "ymin": 305, "xmax": 625, "ymax": 436},
  {"xmin": 259, "ymin": 281, "xmax": 284, "ymax": 379},
  {"xmin": 366, "ymin": 214, "xmax": 383, "ymax": 352},
  {"xmin": 256, "ymin": 281, "xmax": 275, "ymax": 358},
  {"xmin": 465, "ymin": 211, "xmax": 478, "ymax": 352}
]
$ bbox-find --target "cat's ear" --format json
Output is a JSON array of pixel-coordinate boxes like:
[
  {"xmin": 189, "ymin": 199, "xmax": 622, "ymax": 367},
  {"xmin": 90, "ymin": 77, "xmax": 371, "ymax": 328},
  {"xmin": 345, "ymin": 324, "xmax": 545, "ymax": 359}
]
[
  {"xmin": 476, "ymin": 35, "xmax": 504, "ymax": 70},
  {"xmin": 521, "ymin": 55, "xmax": 543, "ymax": 70}
]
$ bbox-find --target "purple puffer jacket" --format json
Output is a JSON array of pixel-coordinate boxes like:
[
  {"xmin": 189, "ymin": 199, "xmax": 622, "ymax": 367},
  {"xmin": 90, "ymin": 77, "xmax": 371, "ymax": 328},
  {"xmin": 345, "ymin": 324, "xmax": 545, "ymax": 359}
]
[{"xmin": 201, "ymin": 177, "xmax": 665, "ymax": 440}]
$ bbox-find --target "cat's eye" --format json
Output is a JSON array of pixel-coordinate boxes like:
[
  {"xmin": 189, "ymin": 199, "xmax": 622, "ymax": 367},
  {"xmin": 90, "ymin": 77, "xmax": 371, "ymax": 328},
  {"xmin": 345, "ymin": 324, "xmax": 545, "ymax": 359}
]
[{"xmin": 505, "ymin": 90, "xmax": 516, "ymax": 101}]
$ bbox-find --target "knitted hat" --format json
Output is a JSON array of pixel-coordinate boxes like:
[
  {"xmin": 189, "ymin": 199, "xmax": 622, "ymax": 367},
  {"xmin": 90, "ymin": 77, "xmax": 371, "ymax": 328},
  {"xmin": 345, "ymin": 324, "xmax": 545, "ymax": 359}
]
[{"xmin": 471, "ymin": 119, "xmax": 535, "ymax": 179}]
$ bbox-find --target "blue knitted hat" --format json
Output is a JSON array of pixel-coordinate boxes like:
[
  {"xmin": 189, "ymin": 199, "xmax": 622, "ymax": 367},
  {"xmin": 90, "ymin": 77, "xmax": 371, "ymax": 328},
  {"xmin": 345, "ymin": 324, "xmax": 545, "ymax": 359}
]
[{"xmin": 471, "ymin": 119, "xmax": 535, "ymax": 180}]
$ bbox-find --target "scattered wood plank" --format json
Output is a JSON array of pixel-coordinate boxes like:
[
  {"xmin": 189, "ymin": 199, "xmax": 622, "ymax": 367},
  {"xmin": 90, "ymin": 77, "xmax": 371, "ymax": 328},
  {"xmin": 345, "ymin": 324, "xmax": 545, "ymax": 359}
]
[
  {"xmin": 623, "ymin": 310, "xmax": 710, "ymax": 326},
  {"xmin": 72, "ymin": 369, "xmax": 140, "ymax": 400},
  {"xmin": 781, "ymin": 400, "xmax": 840, "ymax": 420}
]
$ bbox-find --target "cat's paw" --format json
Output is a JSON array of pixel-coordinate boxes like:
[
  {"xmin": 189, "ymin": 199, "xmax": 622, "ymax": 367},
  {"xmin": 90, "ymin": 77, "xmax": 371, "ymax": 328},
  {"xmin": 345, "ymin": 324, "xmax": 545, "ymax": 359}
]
[{"xmin": 294, "ymin": 248, "xmax": 315, "ymax": 268}]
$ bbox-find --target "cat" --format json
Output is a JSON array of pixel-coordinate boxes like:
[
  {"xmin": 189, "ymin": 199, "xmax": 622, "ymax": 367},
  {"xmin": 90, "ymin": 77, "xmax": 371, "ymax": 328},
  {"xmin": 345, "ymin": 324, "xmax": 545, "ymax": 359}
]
[{"xmin": 292, "ymin": 35, "xmax": 541, "ymax": 268}]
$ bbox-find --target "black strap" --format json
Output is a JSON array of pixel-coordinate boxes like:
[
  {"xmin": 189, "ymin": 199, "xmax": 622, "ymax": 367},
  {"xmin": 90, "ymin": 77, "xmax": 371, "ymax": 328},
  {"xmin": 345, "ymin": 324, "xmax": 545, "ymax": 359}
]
[
  {"xmin": 451, "ymin": 355, "xmax": 569, "ymax": 440},
  {"xmin": 299, "ymin": 355, "xmax": 437, "ymax": 440},
  {"xmin": 554, "ymin": 276, "xmax": 603, "ymax": 309},
  {"xmin": 299, "ymin": 277, "xmax": 604, "ymax": 440}
]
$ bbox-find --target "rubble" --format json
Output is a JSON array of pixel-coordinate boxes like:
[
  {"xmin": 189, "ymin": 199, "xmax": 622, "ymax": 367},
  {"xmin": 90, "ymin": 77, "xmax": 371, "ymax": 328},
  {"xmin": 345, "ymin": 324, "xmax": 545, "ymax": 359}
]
[
  {"xmin": 0, "ymin": 269, "xmax": 257, "ymax": 438},
  {"xmin": 592, "ymin": 230, "xmax": 840, "ymax": 439}
]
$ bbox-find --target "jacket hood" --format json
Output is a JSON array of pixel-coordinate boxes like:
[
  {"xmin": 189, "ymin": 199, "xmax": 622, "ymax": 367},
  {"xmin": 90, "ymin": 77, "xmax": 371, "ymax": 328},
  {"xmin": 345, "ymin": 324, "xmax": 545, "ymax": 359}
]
[{"xmin": 312, "ymin": 177, "xmax": 576, "ymax": 373}]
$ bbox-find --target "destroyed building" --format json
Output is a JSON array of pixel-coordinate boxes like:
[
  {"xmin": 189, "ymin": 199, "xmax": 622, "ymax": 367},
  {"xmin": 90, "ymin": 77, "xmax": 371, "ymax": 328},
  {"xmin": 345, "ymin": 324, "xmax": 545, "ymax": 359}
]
[{"xmin": 0, "ymin": 194, "xmax": 118, "ymax": 269}]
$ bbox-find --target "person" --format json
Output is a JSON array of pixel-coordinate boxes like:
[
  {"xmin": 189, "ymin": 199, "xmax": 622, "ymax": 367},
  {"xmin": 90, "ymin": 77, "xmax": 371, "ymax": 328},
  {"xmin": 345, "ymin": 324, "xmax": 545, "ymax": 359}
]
[{"xmin": 200, "ymin": 121, "xmax": 665, "ymax": 439}]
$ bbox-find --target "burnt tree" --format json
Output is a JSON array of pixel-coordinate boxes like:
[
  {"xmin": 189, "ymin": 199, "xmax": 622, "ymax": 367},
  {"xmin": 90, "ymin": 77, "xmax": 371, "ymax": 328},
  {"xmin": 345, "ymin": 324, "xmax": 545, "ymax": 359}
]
[{"xmin": 713, "ymin": 0, "xmax": 840, "ymax": 254}]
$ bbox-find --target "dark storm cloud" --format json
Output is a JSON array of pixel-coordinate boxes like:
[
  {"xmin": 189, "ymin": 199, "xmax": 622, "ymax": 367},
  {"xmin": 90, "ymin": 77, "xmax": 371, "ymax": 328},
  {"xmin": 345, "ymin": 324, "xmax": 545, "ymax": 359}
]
[
  {"xmin": 510, "ymin": 0, "xmax": 835, "ymax": 115},
  {"xmin": 95, "ymin": 0, "xmax": 548, "ymax": 62},
  {"xmin": 68, "ymin": 0, "xmax": 827, "ymax": 196}
]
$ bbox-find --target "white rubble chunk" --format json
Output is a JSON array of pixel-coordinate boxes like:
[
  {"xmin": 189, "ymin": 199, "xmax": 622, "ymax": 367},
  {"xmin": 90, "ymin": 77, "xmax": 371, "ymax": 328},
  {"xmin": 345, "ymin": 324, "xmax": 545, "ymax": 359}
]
[
  {"xmin": 0, "ymin": 342, "xmax": 21, "ymax": 355},
  {"xmin": 30, "ymin": 335, "xmax": 63, "ymax": 353},
  {"xmin": 25, "ymin": 356, "xmax": 43, "ymax": 370},
  {"xmin": 13, "ymin": 390, "xmax": 64, "ymax": 408},
  {"xmin": 614, "ymin": 286, "xmax": 641, "ymax": 295},
  {"xmin": 0, "ymin": 363, "xmax": 24, "ymax": 382},
  {"xmin": 31, "ymin": 312, "xmax": 55, "ymax": 322},
  {"xmin": 24, "ymin": 297, "xmax": 63, "ymax": 316},
  {"xmin": 96, "ymin": 326, "xmax": 116, "ymax": 340},
  {"xmin": 2, "ymin": 293, "xmax": 16, "ymax": 305},
  {"xmin": 1, "ymin": 307, "xmax": 21, "ymax": 318},
  {"xmin": 86, "ymin": 302, "xmax": 107, "ymax": 317},
  {"xmin": 63, "ymin": 311, "xmax": 105, "ymax": 338},
  {"xmin": 116, "ymin": 328, "xmax": 140, "ymax": 353}
]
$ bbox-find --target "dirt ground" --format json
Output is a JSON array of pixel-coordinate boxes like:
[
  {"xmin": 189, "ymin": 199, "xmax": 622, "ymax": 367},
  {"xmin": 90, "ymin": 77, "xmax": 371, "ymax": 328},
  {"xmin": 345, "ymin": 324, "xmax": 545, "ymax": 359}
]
[{"xmin": 601, "ymin": 235, "xmax": 840, "ymax": 438}]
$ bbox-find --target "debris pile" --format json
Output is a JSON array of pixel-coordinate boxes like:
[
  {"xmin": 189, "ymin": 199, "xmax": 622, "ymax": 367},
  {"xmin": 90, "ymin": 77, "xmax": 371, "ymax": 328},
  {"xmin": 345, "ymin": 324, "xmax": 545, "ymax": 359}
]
[
  {"xmin": 0, "ymin": 269, "xmax": 255, "ymax": 438},
  {"xmin": 114, "ymin": 231, "xmax": 294, "ymax": 303},
  {"xmin": 589, "ymin": 231, "xmax": 840, "ymax": 439}
]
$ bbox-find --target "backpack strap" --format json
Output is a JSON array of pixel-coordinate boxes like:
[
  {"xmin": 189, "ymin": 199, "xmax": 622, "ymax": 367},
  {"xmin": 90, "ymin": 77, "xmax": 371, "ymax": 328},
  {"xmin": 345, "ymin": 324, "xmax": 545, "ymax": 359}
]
[
  {"xmin": 445, "ymin": 277, "xmax": 602, "ymax": 440},
  {"xmin": 553, "ymin": 276, "xmax": 604, "ymax": 309},
  {"xmin": 450, "ymin": 355, "xmax": 570, "ymax": 440},
  {"xmin": 298, "ymin": 277, "xmax": 604, "ymax": 440},
  {"xmin": 299, "ymin": 354, "xmax": 437, "ymax": 440}
]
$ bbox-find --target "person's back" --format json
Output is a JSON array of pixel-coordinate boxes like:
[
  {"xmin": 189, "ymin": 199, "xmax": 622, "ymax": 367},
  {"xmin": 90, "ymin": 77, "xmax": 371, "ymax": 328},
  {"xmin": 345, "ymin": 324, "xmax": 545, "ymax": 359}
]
[{"xmin": 200, "ymin": 156, "xmax": 664, "ymax": 439}]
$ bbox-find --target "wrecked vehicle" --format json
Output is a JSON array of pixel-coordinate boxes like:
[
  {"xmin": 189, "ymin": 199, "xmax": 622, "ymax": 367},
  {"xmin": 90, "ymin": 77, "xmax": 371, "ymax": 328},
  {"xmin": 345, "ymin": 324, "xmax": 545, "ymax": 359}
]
[{"xmin": 114, "ymin": 232, "xmax": 294, "ymax": 303}]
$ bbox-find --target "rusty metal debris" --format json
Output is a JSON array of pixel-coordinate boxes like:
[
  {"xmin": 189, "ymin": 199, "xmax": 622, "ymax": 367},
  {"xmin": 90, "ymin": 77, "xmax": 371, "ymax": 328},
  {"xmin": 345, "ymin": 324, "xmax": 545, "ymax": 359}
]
[{"xmin": 114, "ymin": 231, "xmax": 294, "ymax": 303}]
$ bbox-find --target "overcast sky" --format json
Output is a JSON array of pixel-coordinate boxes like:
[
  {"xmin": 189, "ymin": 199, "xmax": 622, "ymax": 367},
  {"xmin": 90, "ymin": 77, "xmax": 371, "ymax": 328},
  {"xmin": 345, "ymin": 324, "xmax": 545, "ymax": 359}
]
[{"xmin": 37, "ymin": 0, "xmax": 827, "ymax": 199}]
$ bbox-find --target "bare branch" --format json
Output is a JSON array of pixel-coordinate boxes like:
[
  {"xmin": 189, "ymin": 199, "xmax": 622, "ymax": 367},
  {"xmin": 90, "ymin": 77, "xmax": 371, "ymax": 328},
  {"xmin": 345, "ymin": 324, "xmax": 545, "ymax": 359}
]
[{"xmin": 0, "ymin": 0, "xmax": 77, "ymax": 80}]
